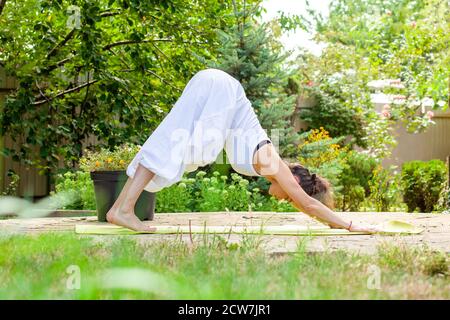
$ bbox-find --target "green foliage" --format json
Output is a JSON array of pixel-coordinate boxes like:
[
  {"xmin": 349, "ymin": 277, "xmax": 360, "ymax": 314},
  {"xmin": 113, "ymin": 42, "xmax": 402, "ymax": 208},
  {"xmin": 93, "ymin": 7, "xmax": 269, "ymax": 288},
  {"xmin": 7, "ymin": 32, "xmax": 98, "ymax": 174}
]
[
  {"xmin": 368, "ymin": 165, "xmax": 402, "ymax": 212},
  {"xmin": 338, "ymin": 151, "xmax": 378, "ymax": 211},
  {"xmin": 292, "ymin": 128, "xmax": 395, "ymax": 212},
  {"xmin": 0, "ymin": 0, "xmax": 255, "ymax": 177},
  {"xmin": 155, "ymin": 179, "xmax": 193, "ymax": 213},
  {"xmin": 401, "ymin": 160, "xmax": 447, "ymax": 212},
  {"xmin": 79, "ymin": 142, "xmax": 140, "ymax": 171},
  {"xmin": 50, "ymin": 170, "xmax": 96, "ymax": 210},
  {"xmin": 295, "ymin": 128, "xmax": 348, "ymax": 194},
  {"xmin": 52, "ymin": 167, "xmax": 296, "ymax": 212},
  {"xmin": 156, "ymin": 170, "xmax": 296, "ymax": 213},
  {"xmin": 437, "ymin": 174, "xmax": 449, "ymax": 213},
  {"xmin": 295, "ymin": 0, "xmax": 449, "ymax": 159},
  {"xmin": 209, "ymin": 4, "xmax": 298, "ymax": 155},
  {"xmin": 362, "ymin": 112, "xmax": 398, "ymax": 159},
  {"xmin": 1, "ymin": 170, "xmax": 20, "ymax": 196},
  {"xmin": 300, "ymin": 77, "xmax": 368, "ymax": 148},
  {"xmin": 312, "ymin": 0, "xmax": 449, "ymax": 106}
]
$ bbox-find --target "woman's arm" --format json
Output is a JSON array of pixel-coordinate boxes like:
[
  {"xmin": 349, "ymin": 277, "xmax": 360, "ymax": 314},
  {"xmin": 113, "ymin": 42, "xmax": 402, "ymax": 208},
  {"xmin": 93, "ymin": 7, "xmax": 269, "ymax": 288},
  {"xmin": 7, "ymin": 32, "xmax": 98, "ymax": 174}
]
[
  {"xmin": 275, "ymin": 161, "xmax": 351, "ymax": 229},
  {"xmin": 254, "ymin": 144, "xmax": 378, "ymax": 232}
]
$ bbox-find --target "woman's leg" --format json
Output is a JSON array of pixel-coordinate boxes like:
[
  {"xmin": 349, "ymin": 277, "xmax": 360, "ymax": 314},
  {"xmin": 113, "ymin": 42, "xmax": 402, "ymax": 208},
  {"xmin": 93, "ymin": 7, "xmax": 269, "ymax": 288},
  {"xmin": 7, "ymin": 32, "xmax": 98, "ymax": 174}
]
[
  {"xmin": 106, "ymin": 163, "xmax": 156, "ymax": 231},
  {"xmin": 107, "ymin": 69, "xmax": 239, "ymax": 231}
]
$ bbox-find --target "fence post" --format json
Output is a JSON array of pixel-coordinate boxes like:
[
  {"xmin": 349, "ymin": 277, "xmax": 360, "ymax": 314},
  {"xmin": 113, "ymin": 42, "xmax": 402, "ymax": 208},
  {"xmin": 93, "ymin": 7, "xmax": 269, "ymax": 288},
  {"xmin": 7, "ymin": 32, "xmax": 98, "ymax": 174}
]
[
  {"xmin": 446, "ymin": 155, "xmax": 450, "ymax": 184},
  {"xmin": 447, "ymin": 155, "xmax": 450, "ymax": 209},
  {"xmin": 0, "ymin": 97, "xmax": 3, "ymax": 194}
]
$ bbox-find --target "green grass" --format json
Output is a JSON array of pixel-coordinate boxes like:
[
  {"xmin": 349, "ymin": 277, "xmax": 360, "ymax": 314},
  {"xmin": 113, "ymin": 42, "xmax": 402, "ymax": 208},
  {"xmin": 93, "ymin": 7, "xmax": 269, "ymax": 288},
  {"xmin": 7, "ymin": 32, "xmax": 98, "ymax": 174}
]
[{"xmin": 0, "ymin": 232, "xmax": 448, "ymax": 299}]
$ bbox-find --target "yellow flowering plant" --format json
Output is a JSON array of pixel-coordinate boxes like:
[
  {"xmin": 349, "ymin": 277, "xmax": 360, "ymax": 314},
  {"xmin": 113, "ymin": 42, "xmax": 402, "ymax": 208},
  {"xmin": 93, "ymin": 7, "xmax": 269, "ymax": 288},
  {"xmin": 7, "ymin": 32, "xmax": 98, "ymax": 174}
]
[
  {"xmin": 295, "ymin": 127, "xmax": 348, "ymax": 197},
  {"xmin": 297, "ymin": 127, "xmax": 348, "ymax": 169},
  {"xmin": 79, "ymin": 143, "xmax": 141, "ymax": 172}
]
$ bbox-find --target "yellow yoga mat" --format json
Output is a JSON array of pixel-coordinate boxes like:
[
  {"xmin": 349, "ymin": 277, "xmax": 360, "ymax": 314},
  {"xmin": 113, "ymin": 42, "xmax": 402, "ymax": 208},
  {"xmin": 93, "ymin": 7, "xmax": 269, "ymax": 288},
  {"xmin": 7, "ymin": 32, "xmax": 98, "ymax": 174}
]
[{"xmin": 75, "ymin": 220, "xmax": 424, "ymax": 236}]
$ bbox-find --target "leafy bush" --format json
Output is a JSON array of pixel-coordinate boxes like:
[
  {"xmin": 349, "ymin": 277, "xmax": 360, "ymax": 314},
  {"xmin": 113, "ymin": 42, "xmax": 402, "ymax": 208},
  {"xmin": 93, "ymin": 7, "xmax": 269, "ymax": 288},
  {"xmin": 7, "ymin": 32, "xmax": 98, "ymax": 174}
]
[
  {"xmin": 401, "ymin": 160, "xmax": 447, "ymax": 212},
  {"xmin": 295, "ymin": 127, "xmax": 348, "ymax": 193},
  {"xmin": 368, "ymin": 165, "xmax": 402, "ymax": 212},
  {"xmin": 1, "ymin": 170, "xmax": 20, "ymax": 196},
  {"xmin": 52, "ymin": 167, "xmax": 296, "ymax": 213},
  {"xmin": 337, "ymin": 151, "xmax": 378, "ymax": 211},
  {"xmin": 50, "ymin": 171, "xmax": 96, "ymax": 210},
  {"xmin": 293, "ymin": 128, "xmax": 382, "ymax": 211},
  {"xmin": 156, "ymin": 171, "xmax": 296, "ymax": 213},
  {"xmin": 155, "ymin": 179, "xmax": 194, "ymax": 213},
  {"xmin": 300, "ymin": 81, "xmax": 368, "ymax": 148}
]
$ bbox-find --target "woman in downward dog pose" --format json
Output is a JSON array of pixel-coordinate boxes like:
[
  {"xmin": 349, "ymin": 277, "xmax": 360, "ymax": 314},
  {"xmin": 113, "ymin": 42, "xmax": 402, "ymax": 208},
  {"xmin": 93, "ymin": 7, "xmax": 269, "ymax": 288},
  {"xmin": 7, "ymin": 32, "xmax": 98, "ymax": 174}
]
[{"xmin": 106, "ymin": 68, "xmax": 379, "ymax": 233}]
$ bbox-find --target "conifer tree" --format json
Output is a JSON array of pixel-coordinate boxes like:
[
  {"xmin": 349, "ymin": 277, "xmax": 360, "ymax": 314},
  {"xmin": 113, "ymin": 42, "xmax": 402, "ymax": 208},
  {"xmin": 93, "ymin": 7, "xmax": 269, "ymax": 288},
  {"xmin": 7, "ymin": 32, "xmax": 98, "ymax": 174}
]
[{"xmin": 208, "ymin": 1, "xmax": 298, "ymax": 156}]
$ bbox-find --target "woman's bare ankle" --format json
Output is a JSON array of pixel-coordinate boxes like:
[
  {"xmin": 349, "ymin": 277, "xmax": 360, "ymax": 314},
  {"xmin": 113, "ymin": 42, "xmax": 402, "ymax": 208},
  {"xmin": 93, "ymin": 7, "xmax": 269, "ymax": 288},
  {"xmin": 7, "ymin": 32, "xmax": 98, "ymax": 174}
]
[{"xmin": 118, "ymin": 203, "xmax": 135, "ymax": 215}]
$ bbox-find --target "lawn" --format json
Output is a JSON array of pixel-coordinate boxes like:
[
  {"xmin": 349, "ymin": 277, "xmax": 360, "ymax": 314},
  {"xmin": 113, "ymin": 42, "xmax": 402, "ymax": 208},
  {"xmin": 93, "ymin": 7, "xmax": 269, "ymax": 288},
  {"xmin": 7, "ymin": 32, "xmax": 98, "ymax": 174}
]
[{"xmin": 0, "ymin": 232, "xmax": 447, "ymax": 299}]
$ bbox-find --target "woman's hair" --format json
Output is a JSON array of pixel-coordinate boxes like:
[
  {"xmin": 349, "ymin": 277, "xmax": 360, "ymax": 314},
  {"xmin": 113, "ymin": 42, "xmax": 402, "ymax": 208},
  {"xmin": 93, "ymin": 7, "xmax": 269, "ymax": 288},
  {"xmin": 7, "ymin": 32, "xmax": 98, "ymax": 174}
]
[{"xmin": 288, "ymin": 163, "xmax": 335, "ymax": 209}]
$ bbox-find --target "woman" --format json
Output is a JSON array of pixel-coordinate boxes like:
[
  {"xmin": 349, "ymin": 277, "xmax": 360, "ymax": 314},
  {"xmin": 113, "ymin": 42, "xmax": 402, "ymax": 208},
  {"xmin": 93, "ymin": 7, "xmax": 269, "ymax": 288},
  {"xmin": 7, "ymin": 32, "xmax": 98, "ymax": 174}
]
[{"xmin": 106, "ymin": 68, "xmax": 379, "ymax": 233}]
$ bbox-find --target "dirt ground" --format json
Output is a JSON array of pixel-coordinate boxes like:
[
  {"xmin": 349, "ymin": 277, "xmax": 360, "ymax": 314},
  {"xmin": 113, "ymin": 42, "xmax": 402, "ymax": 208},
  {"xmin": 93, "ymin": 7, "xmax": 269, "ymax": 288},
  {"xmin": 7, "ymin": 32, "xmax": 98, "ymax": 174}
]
[{"xmin": 1, "ymin": 212, "xmax": 449, "ymax": 254}]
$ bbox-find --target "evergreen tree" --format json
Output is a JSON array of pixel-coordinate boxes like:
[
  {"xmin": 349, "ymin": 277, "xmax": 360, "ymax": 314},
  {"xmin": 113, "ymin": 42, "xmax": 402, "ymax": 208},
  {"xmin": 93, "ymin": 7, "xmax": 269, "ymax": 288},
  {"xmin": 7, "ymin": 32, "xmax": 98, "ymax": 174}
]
[{"xmin": 208, "ymin": 2, "xmax": 298, "ymax": 156}]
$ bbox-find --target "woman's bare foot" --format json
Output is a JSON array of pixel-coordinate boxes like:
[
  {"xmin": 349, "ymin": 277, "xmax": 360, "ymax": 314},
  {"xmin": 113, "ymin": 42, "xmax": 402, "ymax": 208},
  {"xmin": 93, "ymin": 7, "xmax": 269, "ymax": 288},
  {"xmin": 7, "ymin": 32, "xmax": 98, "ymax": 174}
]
[{"xmin": 106, "ymin": 207, "xmax": 156, "ymax": 232}]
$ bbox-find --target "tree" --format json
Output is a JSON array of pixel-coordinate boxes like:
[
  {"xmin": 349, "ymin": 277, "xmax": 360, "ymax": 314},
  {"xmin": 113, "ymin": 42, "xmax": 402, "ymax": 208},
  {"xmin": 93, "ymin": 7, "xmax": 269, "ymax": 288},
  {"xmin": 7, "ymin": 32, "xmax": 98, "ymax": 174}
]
[
  {"xmin": 208, "ymin": 0, "xmax": 298, "ymax": 156},
  {"xmin": 0, "ymin": 0, "xmax": 246, "ymax": 186},
  {"xmin": 293, "ymin": 0, "xmax": 450, "ymax": 158}
]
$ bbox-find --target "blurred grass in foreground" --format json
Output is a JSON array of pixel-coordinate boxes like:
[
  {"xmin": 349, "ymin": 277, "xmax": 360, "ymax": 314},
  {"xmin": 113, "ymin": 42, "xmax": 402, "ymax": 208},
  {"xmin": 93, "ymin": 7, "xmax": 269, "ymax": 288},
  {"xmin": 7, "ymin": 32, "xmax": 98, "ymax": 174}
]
[{"xmin": 0, "ymin": 232, "xmax": 448, "ymax": 299}]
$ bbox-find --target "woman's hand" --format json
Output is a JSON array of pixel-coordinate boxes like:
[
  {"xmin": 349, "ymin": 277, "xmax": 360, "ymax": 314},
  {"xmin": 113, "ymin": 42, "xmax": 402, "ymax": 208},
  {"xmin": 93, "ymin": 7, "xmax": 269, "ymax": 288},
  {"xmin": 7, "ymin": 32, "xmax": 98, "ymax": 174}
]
[{"xmin": 348, "ymin": 222, "xmax": 381, "ymax": 234}]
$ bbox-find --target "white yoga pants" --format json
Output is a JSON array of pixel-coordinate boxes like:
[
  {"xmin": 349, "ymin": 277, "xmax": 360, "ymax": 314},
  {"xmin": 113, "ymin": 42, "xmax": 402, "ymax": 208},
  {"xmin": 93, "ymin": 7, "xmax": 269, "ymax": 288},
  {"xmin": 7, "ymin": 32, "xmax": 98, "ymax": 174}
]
[{"xmin": 126, "ymin": 68, "xmax": 270, "ymax": 192}]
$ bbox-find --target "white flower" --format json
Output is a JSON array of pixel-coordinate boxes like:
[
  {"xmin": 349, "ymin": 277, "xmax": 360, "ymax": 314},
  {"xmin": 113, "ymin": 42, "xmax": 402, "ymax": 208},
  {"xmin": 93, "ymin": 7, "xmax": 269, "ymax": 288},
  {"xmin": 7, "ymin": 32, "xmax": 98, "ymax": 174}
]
[
  {"xmin": 421, "ymin": 97, "xmax": 434, "ymax": 107},
  {"xmin": 331, "ymin": 72, "xmax": 344, "ymax": 79},
  {"xmin": 345, "ymin": 69, "xmax": 357, "ymax": 76},
  {"xmin": 370, "ymin": 93, "xmax": 391, "ymax": 104},
  {"xmin": 437, "ymin": 100, "xmax": 447, "ymax": 107},
  {"xmin": 368, "ymin": 80, "xmax": 388, "ymax": 89},
  {"xmin": 410, "ymin": 99, "xmax": 421, "ymax": 107}
]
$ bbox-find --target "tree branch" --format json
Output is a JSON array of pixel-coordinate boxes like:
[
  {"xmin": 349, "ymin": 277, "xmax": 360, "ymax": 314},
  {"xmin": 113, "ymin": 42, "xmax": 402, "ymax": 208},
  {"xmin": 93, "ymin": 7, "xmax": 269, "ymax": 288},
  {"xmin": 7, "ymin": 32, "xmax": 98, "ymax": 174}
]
[
  {"xmin": 43, "ymin": 56, "xmax": 74, "ymax": 73},
  {"xmin": 46, "ymin": 29, "xmax": 77, "ymax": 59},
  {"xmin": 102, "ymin": 38, "xmax": 175, "ymax": 50},
  {"xmin": 99, "ymin": 11, "xmax": 121, "ymax": 17},
  {"xmin": 146, "ymin": 69, "xmax": 181, "ymax": 92},
  {"xmin": 33, "ymin": 79, "xmax": 98, "ymax": 106},
  {"xmin": 0, "ymin": 0, "xmax": 7, "ymax": 16},
  {"xmin": 35, "ymin": 80, "xmax": 52, "ymax": 105},
  {"xmin": 44, "ymin": 10, "xmax": 122, "ymax": 68},
  {"xmin": 46, "ymin": 37, "xmax": 206, "ymax": 72},
  {"xmin": 108, "ymin": 45, "xmax": 180, "ymax": 92},
  {"xmin": 80, "ymin": 70, "xmax": 91, "ymax": 118}
]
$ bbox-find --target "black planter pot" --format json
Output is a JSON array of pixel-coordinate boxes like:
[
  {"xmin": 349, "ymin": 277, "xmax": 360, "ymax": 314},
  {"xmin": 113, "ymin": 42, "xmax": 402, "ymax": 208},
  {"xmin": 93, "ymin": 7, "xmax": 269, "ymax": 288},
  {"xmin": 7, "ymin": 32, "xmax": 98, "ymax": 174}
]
[{"xmin": 90, "ymin": 170, "xmax": 156, "ymax": 222}]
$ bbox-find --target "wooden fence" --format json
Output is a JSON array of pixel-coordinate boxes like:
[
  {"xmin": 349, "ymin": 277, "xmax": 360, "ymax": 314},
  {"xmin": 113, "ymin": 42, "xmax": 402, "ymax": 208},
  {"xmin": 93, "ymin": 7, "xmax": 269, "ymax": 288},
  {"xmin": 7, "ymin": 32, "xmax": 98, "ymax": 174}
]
[
  {"xmin": 0, "ymin": 68, "xmax": 43, "ymax": 197},
  {"xmin": 383, "ymin": 111, "xmax": 450, "ymax": 167},
  {"xmin": 0, "ymin": 67, "xmax": 100, "ymax": 198}
]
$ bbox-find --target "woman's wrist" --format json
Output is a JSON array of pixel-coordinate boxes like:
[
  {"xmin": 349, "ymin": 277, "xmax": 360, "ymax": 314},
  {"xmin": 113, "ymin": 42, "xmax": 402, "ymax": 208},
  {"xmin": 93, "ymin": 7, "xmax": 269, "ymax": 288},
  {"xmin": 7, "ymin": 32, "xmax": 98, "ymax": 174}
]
[{"xmin": 347, "ymin": 221, "xmax": 353, "ymax": 231}]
